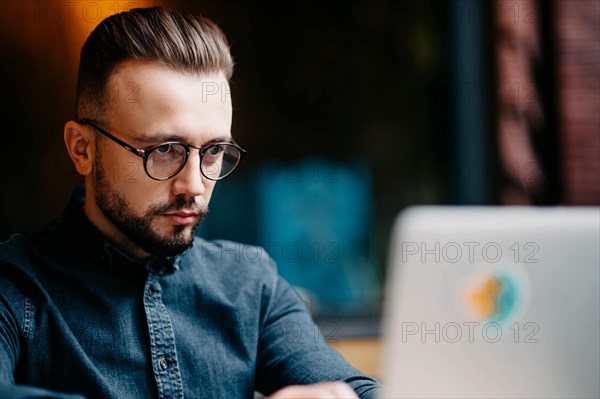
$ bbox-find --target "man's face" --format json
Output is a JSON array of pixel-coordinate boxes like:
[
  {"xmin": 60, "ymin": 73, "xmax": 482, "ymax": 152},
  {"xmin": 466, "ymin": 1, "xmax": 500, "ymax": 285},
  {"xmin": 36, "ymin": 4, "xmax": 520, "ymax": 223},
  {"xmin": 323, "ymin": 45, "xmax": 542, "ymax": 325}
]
[{"xmin": 88, "ymin": 62, "xmax": 233, "ymax": 257}]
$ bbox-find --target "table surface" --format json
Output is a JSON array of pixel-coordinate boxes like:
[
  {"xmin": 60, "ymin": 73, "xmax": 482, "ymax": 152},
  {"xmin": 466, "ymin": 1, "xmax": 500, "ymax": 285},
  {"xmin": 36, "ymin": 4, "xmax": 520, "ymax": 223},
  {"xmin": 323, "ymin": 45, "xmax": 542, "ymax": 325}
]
[{"xmin": 328, "ymin": 337, "xmax": 382, "ymax": 380}]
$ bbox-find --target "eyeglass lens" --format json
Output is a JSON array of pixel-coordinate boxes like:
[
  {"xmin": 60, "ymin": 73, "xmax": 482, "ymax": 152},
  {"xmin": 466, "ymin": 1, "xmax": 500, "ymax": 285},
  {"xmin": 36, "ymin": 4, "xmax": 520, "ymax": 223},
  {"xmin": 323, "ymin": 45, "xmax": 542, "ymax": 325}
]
[{"xmin": 145, "ymin": 143, "xmax": 241, "ymax": 180}]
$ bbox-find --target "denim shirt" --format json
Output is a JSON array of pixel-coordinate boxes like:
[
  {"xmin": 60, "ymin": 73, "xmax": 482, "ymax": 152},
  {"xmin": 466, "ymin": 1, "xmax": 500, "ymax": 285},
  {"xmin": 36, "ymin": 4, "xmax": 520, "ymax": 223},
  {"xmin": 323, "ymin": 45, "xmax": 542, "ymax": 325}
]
[{"xmin": 0, "ymin": 194, "xmax": 381, "ymax": 399}]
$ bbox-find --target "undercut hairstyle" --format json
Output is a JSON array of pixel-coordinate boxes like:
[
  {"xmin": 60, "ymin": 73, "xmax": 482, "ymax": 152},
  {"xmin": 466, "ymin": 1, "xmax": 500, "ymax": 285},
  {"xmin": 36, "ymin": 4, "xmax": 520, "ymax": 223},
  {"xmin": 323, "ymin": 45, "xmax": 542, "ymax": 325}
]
[{"xmin": 75, "ymin": 6, "xmax": 234, "ymax": 121}]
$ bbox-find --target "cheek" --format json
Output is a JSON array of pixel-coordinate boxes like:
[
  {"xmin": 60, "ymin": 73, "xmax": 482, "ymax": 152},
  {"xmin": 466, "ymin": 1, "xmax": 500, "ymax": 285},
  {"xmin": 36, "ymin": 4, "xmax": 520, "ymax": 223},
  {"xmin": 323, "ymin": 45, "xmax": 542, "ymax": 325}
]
[{"xmin": 107, "ymin": 157, "xmax": 166, "ymax": 209}]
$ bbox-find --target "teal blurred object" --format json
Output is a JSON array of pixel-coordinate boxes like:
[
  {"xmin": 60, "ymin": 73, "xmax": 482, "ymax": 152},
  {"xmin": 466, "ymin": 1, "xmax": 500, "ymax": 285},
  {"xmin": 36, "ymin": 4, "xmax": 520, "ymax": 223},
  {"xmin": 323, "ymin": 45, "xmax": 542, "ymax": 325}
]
[
  {"xmin": 197, "ymin": 157, "xmax": 381, "ymax": 319},
  {"xmin": 255, "ymin": 157, "xmax": 380, "ymax": 318}
]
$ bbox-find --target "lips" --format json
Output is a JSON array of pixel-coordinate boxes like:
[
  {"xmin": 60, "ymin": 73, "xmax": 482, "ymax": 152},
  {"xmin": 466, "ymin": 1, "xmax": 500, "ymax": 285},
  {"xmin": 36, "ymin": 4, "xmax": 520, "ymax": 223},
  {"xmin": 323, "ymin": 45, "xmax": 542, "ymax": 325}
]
[{"xmin": 162, "ymin": 211, "xmax": 201, "ymax": 225}]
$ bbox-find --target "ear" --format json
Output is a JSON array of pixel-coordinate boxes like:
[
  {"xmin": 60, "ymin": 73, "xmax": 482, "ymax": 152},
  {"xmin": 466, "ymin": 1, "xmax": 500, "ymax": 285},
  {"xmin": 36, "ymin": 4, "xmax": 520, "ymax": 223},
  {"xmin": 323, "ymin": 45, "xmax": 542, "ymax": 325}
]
[{"xmin": 64, "ymin": 121, "xmax": 96, "ymax": 176}]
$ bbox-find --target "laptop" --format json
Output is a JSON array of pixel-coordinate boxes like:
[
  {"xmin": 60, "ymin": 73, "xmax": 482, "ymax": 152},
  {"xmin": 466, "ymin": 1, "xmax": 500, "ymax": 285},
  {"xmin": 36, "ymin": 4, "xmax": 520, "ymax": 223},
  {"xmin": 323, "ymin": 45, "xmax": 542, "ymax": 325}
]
[{"xmin": 379, "ymin": 206, "xmax": 600, "ymax": 399}]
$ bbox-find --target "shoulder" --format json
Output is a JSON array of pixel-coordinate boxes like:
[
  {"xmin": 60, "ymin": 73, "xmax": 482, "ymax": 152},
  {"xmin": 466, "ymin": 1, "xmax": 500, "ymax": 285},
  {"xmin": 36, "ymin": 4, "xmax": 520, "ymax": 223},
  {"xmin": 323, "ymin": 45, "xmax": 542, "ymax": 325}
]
[
  {"xmin": 0, "ymin": 235, "xmax": 33, "ymax": 331},
  {"xmin": 0, "ymin": 217, "xmax": 60, "ymax": 267},
  {"xmin": 0, "ymin": 233, "xmax": 29, "ymax": 259},
  {"xmin": 0, "ymin": 234, "xmax": 37, "ymax": 277},
  {"xmin": 0, "ymin": 231, "xmax": 54, "ymax": 305}
]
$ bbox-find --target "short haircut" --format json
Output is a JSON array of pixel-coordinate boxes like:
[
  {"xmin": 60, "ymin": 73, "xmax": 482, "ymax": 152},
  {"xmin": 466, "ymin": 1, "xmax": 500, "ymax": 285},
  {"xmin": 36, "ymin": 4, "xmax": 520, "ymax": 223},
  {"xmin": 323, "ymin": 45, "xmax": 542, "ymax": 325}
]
[{"xmin": 75, "ymin": 6, "xmax": 234, "ymax": 120}]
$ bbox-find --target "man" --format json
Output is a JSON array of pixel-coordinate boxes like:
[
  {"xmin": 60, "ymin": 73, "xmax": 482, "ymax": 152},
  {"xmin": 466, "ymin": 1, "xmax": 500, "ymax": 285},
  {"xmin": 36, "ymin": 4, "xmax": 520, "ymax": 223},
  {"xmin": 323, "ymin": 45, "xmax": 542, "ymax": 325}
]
[{"xmin": 0, "ymin": 6, "xmax": 380, "ymax": 399}]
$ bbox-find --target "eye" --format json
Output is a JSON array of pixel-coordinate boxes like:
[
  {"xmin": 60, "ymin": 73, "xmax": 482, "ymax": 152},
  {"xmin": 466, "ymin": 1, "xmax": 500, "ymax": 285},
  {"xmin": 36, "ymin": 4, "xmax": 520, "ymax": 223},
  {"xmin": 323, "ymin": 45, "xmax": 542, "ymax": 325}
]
[
  {"xmin": 206, "ymin": 145, "xmax": 224, "ymax": 156},
  {"xmin": 156, "ymin": 144, "xmax": 172, "ymax": 154}
]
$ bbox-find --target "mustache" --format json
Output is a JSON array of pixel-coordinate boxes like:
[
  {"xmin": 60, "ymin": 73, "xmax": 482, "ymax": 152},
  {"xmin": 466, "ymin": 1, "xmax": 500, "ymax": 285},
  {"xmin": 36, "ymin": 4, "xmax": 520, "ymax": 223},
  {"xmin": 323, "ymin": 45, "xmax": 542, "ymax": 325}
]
[{"xmin": 147, "ymin": 196, "xmax": 209, "ymax": 217}]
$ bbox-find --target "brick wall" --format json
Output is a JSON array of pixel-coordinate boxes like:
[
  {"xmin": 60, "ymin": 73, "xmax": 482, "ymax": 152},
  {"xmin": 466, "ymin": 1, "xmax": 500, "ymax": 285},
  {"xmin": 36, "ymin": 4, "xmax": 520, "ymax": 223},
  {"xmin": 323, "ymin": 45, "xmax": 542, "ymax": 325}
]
[
  {"xmin": 494, "ymin": 0, "xmax": 547, "ymax": 204},
  {"xmin": 494, "ymin": 0, "xmax": 599, "ymax": 205},
  {"xmin": 555, "ymin": 0, "xmax": 600, "ymax": 205}
]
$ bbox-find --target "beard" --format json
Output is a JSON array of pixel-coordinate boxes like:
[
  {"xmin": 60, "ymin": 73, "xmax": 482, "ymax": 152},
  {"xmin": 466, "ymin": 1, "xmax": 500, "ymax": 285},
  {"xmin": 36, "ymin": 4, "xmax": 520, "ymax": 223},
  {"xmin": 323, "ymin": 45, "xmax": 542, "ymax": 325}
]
[{"xmin": 93, "ymin": 157, "xmax": 207, "ymax": 257}]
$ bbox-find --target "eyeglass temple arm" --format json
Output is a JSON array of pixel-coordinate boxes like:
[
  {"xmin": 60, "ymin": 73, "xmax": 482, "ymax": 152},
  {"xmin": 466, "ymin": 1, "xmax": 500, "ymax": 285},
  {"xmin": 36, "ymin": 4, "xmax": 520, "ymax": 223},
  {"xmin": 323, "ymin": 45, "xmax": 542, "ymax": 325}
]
[{"xmin": 78, "ymin": 119, "xmax": 146, "ymax": 158}]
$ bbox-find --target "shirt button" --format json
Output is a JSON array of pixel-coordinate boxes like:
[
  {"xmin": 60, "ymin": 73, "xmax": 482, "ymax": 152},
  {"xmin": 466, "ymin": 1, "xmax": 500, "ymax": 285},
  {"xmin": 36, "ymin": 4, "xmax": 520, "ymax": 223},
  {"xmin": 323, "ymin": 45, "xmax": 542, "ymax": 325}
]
[
  {"xmin": 158, "ymin": 357, "xmax": 168, "ymax": 370},
  {"xmin": 150, "ymin": 282, "xmax": 161, "ymax": 294}
]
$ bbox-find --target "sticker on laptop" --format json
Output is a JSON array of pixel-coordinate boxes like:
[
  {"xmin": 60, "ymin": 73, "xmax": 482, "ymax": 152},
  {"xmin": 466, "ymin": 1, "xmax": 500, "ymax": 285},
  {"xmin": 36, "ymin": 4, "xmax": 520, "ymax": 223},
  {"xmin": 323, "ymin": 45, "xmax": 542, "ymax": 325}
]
[{"xmin": 454, "ymin": 262, "xmax": 532, "ymax": 327}]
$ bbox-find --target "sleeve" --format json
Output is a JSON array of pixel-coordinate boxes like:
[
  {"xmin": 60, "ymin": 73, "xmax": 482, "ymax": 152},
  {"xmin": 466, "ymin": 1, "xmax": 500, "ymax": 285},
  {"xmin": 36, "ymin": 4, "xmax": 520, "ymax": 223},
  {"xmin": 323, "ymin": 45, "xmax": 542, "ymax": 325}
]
[
  {"xmin": 254, "ymin": 269, "xmax": 382, "ymax": 399},
  {"xmin": 0, "ymin": 264, "xmax": 85, "ymax": 399},
  {"xmin": 0, "ymin": 278, "xmax": 21, "ymax": 386}
]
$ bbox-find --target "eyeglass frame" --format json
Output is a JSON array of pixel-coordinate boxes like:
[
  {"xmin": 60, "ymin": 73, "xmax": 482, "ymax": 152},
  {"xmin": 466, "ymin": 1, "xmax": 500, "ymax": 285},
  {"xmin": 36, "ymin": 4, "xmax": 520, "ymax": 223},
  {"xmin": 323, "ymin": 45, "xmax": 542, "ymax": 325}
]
[{"xmin": 78, "ymin": 119, "xmax": 246, "ymax": 181}]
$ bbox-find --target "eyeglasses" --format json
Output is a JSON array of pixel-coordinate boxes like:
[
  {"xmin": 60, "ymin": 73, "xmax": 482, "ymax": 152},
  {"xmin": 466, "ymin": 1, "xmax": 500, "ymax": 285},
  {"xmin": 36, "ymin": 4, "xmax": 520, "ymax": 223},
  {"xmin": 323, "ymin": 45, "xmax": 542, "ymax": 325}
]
[{"xmin": 79, "ymin": 119, "xmax": 246, "ymax": 181}]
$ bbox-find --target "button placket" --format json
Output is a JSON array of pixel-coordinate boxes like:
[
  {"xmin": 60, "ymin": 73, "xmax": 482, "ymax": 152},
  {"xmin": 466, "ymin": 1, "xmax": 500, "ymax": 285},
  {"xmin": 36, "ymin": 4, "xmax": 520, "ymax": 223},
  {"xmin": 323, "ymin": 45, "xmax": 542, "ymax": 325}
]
[{"xmin": 143, "ymin": 273, "xmax": 184, "ymax": 399}]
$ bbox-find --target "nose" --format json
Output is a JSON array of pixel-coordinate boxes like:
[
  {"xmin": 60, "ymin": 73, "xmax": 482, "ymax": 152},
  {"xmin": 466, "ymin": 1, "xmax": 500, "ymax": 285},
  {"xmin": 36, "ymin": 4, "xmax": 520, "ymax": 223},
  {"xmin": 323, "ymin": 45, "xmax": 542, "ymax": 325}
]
[{"xmin": 171, "ymin": 149, "xmax": 206, "ymax": 198}]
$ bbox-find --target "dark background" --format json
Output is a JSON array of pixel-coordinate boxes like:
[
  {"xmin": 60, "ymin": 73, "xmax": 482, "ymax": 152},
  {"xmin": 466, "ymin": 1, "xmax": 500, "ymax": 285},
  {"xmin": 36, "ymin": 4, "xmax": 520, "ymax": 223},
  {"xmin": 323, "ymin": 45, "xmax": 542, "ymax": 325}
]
[
  {"xmin": 1, "ymin": 0, "xmax": 598, "ymax": 334},
  {"xmin": 0, "ymin": 1, "xmax": 453, "ymax": 258}
]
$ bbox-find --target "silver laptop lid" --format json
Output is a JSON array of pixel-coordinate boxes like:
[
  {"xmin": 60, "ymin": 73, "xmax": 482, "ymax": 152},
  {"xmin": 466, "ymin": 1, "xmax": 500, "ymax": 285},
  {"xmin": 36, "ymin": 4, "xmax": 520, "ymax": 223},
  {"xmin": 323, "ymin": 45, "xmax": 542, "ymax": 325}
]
[{"xmin": 380, "ymin": 206, "xmax": 600, "ymax": 399}]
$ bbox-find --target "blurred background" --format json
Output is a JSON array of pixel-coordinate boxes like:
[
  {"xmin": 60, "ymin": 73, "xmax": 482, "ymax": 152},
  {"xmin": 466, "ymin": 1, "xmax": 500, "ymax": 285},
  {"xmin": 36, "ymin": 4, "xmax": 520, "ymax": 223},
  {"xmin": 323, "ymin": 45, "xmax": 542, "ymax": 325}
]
[{"xmin": 1, "ymin": 0, "xmax": 599, "ymax": 350}]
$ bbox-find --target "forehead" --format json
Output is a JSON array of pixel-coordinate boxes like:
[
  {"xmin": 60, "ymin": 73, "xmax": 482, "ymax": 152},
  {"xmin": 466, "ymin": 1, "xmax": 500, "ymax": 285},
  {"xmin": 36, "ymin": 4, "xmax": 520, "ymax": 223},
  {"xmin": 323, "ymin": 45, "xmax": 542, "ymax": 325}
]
[{"xmin": 104, "ymin": 61, "xmax": 232, "ymax": 144}]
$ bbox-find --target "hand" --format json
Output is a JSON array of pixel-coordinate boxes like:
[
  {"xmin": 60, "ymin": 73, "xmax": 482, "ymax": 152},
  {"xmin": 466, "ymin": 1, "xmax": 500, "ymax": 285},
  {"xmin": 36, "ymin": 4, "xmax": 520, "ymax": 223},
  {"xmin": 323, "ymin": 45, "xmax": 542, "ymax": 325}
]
[{"xmin": 268, "ymin": 381, "xmax": 359, "ymax": 399}]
